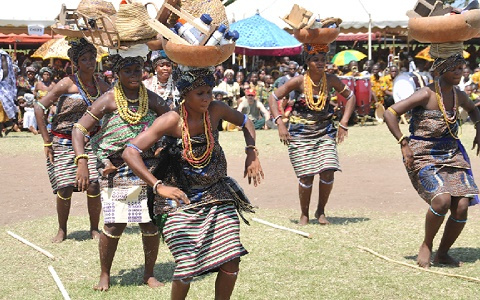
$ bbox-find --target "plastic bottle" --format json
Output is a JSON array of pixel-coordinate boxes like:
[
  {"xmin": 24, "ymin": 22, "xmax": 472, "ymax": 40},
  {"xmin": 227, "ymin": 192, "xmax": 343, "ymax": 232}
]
[
  {"xmin": 205, "ymin": 24, "xmax": 227, "ymax": 46},
  {"xmin": 230, "ymin": 30, "xmax": 239, "ymax": 43},
  {"xmin": 174, "ymin": 22, "xmax": 199, "ymax": 45},
  {"xmin": 219, "ymin": 31, "xmax": 233, "ymax": 45},
  {"xmin": 310, "ymin": 19, "xmax": 322, "ymax": 29},
  {"xmin": 184, "ymin": 14, "xmax": 213, "ymax": 44}
]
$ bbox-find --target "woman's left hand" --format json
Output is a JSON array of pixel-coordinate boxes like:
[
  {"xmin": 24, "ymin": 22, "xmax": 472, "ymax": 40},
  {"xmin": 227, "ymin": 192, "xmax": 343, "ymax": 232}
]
[
  {"xmin": 472, "ymin": 131, "xmax": 480, "ymax": 156},
  {"xmin": 244, "ymin": 153, "xmax": 264, "ymax": 187},
  {"xmin": 337, "ymin": 123, "xmax": 348, "ymax": 144}
]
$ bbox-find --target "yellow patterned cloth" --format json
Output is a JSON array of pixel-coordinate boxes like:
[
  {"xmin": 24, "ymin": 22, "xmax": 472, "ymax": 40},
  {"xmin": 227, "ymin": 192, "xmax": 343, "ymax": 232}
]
[
  {"xmin": 382, "ymin": 74, "xmax": 394, "ymax": 94},
  {"xmin": 472, "ymin": 72, "xmax": 480, "ymax": 85},
  {"xmin": 370, "ymin": 74, "xmax": 386, "ymax": 105}
]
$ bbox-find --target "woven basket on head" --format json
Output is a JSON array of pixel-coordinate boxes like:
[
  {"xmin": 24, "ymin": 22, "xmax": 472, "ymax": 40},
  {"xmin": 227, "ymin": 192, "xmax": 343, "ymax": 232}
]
[
  {"xmin": 167, "ymin": 0, "xmax": 228, "ymax": 28},
  {"xmin": 77, "ymin": 0, "xmax": 116, "ymax": 19},
  {"xmin": 116, "ymin": 1, "xmax": 158, "ymax": 42}
]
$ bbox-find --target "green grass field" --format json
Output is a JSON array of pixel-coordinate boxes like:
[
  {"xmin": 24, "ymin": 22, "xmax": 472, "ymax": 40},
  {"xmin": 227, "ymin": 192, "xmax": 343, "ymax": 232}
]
[{"xmin": 2, "ymin": 123, "xmax": 480, "ymax": 299}]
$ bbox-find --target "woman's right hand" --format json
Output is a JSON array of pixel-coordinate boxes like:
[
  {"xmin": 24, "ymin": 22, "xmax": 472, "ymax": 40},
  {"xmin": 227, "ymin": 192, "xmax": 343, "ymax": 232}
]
[
  {"xmin": 401, "ymin": 143, "xmax": 414, "ymax": 169},
  {"xmin": 156, "ymin": 185, "xmax": 190, "ymax": 206},
  {"xmin": 44, "ymin": 145, "xmax": 54, "ymax": 164},
  {"xmin": 277, "ymin": 121, "xmax": 291, "ymax": 145},
  {"xmin": 75, "ymin": 162, "xmax": 90, "ymax": 192}
]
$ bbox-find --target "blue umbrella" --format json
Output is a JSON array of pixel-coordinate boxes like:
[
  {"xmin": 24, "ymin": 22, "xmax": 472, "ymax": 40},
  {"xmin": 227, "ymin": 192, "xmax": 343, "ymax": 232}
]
[{"xmin": 229, "ymin": 13, "xmax": 302, "ymax": 56}]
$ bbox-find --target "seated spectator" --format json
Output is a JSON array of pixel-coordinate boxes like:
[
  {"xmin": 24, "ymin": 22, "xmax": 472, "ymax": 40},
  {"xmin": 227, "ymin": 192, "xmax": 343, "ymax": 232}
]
[{"xmin": 237, "ymin": 88, "xmax": 270, "ymax": 130}]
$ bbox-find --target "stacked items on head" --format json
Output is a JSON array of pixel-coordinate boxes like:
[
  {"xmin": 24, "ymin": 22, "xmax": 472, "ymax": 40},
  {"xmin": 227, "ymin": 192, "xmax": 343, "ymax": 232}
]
[{"xmin": 407, "ymin": 0, "xmax": 480, "ymax": 70}]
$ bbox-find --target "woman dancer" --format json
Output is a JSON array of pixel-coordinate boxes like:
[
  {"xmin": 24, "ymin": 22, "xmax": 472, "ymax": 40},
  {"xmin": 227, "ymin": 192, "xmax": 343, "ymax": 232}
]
[
  {"xmin": 143, "ymin": 50, "xmax": 180, "ymax": 108},
  {"xmin": 268, "ymin": 43, "xmax": 356, "ymax": 225},
  {"xmin": 34, "ymin": 38, "xmax": 110, "ymax": 243},
  {"xmin": 384, "ymin": 51, "xmax": 480, "ymax": 268},
  {"xmin": 122, "ymin": 66, "xmax": 263, "ymax": 299},
  {"xmin": 72, "ymin": 51, "xmax": 169, "ymax": 290}
]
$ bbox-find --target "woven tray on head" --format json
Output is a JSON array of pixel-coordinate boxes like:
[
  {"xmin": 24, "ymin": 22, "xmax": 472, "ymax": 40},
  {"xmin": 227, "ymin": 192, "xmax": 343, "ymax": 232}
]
[
  {"xmin": 161, "ymin": 38, "xmax": 235, "ymax": 67},
  {"xmin": 293, "ymin": 28, "xmax": 340, "ymax": 44},
  {"xmin": 409, "ymin": 9, "xmax": 480, "ymax": 43}
]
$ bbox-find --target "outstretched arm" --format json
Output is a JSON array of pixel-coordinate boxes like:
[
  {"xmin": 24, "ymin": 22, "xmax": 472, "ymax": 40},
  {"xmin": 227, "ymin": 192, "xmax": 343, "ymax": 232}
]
[
  {"xmin": 122, "ymin": 111, "xmax": 190, "ymax": 205},
  {"xmin": 329, "ymin": 75, "xmax": 356, "ymax": 144}
]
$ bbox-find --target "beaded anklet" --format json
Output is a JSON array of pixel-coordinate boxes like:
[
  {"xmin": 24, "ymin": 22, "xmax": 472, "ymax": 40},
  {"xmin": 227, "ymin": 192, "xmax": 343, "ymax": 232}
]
[{"xmin": 57, "ymin": 193, "xmax": 72, "ymax": 201}]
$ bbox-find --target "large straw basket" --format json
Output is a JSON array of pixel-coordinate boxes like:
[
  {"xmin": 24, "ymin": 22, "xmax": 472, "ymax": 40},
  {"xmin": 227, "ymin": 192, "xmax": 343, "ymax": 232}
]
[
  {"xmin": 293, "ymin": 28, "xmax": 340, "ymax": 44},
  {"xmin": 77, "ymin": 0, "xmax": 116, "ymax": 19},
  {"xmin": 409, "ymin": 9, "xmax": 480, "ymax": 43},
  {"xmin": 162, "ymin": 38, "xmax": 235, "ymax": 67},
  {"xmin": 175, "ymin": 0, "xmax": 227, "ymax": 27},
  {"xmin": 116, "ymin": 1, "xmax": 158, "ymax": 42}
]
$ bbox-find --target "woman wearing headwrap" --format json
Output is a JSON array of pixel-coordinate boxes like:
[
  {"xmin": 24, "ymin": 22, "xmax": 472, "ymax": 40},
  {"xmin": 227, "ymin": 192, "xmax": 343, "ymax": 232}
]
[
  {"xmin": 72, "ymin": 48, "xmax": 170, "ymax": 291},
  {"xmin": 0, "ymin": 50, "xmax": 18, "ymax": 137},
  {"xmin": 384, "ymin": 45, "xmax": 480, "ymax": 268},
  {"xmin": 34, "ymin": 37, "xmax": 111, "ymax": 243},
  {"xmin": 122, "ymin": 65, "xmax": 263, "ymax": 299},
  {"xmin": 34, "ymin": 67, "xmax": 56, "ymax": 101},
  {"xmin": 268, "ymin": 43, "xmax": 356, "ymax": 226},
  {"xmin": 143, "ymin": 50, "xmax": 180, "ymax": 108}
]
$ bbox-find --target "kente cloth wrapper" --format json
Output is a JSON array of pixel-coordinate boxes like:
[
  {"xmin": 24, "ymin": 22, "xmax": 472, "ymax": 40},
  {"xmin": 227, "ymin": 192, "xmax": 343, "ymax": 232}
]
[
  {"xmin": 406, "ymin": 107, "xmax": 479, "ymax": 204},
  {"xmin": 303, "ymin": 43, "xmax": 329, "ymax": 62},
  {"xmin": 148, "ymin": 132, "xmax": 253, "ymax": 279},
  {"xmin": 173, "ymin": 66, "xmax": 215, "ymax": 97},
  {"xmin": 66, "ymin": 37, "xmax": 97, "ymax": 65}
]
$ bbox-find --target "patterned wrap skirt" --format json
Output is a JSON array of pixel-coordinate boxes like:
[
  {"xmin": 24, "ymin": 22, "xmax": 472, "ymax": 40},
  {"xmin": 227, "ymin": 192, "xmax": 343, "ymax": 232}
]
[
  {"xmin": 47, "ymin": 137, "xmax": 98, "ymax": 194},
  {"xmin": 287, "ymin": 118, "xmax": 340, "ymax": 178},
  {"xmin": 163, "ymin": 202, "xmax": 247, "ymax": 280}
]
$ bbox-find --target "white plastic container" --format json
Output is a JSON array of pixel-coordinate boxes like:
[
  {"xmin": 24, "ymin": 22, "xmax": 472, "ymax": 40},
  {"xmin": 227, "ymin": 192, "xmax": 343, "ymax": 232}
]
[
  {"xmin": 205, "ymin": 24, "xmax": 227, "ymax": 46},
  {"xmin": 174, "ymin": 22, "xmax": 199, "ymax": 45},
  {"xmin": 310, "ymin": 19, "xmax": 322, "ymax": 29},
  {"xmin": 184, "ymin": 14, "xmax": 213, "ymax": 44},
  {"xmin": 219, "ymin": 31, "xmax": 233, "ymax": 45},
  {"xmin": 230, "ymin": 30, "xmax": 239, "ymax": 43}
]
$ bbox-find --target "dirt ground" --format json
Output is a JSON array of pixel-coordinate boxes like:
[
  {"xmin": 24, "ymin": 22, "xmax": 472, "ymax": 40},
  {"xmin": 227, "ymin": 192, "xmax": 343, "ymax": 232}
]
[{"xmin": 2, "ymin": 149, "xmax": 453, "ymax": 227}]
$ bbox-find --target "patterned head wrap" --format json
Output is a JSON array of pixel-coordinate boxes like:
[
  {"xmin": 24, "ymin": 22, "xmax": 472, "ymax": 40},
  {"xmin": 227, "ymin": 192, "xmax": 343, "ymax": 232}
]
[
  {"xmin": 26, "ymin": 66, "xmax": 37, "ymax": 73},
  {"xmin": 151, "ymin": 50, "xmax": 171, "ymax": 67},
  {"xmin": 39, "ymin": 67, "xmax": 53, "ymax": 76},
  {"xmin": 109, "ymin": 54, "xmax": 145, "ymax": 73},
  {"xmin": 173, "ymin": 66, "xmax": 215, "ymax": 97},
  {"xmin": 66, "ymin": 37, "xmax": 97, "ymax": 65},
  {"xmin": 430, "ymin": 53, "xmax": 465, "ymax": 75},
  {"xmin": 303, "ymin": 43, "xmax": 329, "ymax": 62}
]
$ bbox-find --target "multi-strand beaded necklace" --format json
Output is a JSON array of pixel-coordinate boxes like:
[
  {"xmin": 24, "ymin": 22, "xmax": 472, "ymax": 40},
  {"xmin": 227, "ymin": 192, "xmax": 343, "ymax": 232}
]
[
  {"xmin": 303, "ymin": 71, "xmax": 328, "ymax": 111},
  {"xmin": 435, "ymin": 79, "xmax": 459, "ymax": 139},
  {"xmin": 76, "ymin": 72, "xmax": 100, "ymax": 105},
  {"xmin": 113, "ymin": 82, "xmax": 149, "ymax": 125},
  {"xmin": 180, "ymin": 103, "xmax": 215, "ymax": 168}
]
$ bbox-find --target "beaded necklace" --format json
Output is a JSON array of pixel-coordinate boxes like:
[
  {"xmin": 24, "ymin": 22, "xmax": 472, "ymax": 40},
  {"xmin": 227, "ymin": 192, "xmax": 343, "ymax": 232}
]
[
  {"xmin": 304, "ymin": 71, "xmax": 328, "ymax": 111},
  {"xmin": 113, "ymin": 82, "xmax": 149, "ymax": 125},
  {"xmin": 434, "ymin": 79, "xmax": 459, "ymax": 139},
  {"xmin": 180, "ymin": 103, "xmax": 215, "ymax": 169},
  {"xmin": 76, "ymin": 72, "xmax": 100, "ymax": 105}
]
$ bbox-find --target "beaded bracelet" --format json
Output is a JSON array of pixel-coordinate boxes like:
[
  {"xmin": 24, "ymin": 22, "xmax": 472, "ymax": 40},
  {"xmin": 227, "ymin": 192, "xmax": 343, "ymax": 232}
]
[
  {"xmin": 339, "ymin": 123, "xmax": 348, "ymax": 131},
  {"xmin": 273, "ymin": 115, "xmax": 282, "ymax": 124},
  {"xmin": 345, "ymin": 90, "xmax": 354, "ymax": 100},
  {"xmin": 245, "ymin": 145, "xmax": 259, "ymax": 155},
  {"xmin": 74, "ymin": 154, "xmax": 89, "ymax": 165},
  {"xmin": 44, "ymin": 142, "xmax": 53, "ymax": 147},
  {"xmin": 272, "ymin": 92, "xmax": 279, "ymax": 101},
  {"xmin": 74, "ymin": 123, "xmax": 89, "ymax": 135},
  {"xmin": 35, "ymin": 101, "xmax": 48, "ymax": 113},
  {"xmin": 338, "ymin": 85, "xmax": 348, "ymax": 94},
  {"xmin": 152, "ymin": 179, "xmax": 163, "ymax": 195},
  {"xmin": 126, "ymin": 143, "xmax": 143, "ymax": 153}
]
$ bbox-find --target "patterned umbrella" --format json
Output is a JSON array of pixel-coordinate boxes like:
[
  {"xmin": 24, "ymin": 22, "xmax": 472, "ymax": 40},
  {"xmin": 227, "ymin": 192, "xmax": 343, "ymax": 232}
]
[
  {"xmin": 31, "ymin": 37, "xmax": 108, "ymax": 62},
  {"xmin": 415, "ymin": 46, "xmax": 470, "ymax": 62},
  {"xmin": 331, "ymin": 49, "xmax": 367, "ymax": 66},
  {"xmin": 229, "ymin": 13, "xmax": 302, "ymax": 56}
]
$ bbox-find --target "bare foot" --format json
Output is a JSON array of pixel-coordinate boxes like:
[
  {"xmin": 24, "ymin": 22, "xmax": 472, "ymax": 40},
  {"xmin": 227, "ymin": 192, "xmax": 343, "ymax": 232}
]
[
  {"xmin": 29, "ymin": 126, "xmax": 38, "ymax": 135},
  {"xmin": 90, "ymin": 229, "xmax": 101, "ymax": 240},
  {"xmin": 144, "ymin": 276, "xmax": 164, "ymax": 288},
  {"xmin": 94, "ymin": 274, "xmax": 110, "ymax": 291},
  {"xmin": 299, "ymin": 215, "xmax": 309, "ymax": 226},
  {"xmin": 52, "ymin": 229, "xmax": 66, "ymax": 243},
  {"xmin": 417, "ymin": 242, "xmax": 432, "ymax": 268},
  {"xmin": 433, "ymin": 253, "xmax": 463, "ymax": 267},
  {"xmin": 315, "ymin": 211, "xmax": 330, "ymax": 225}
]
